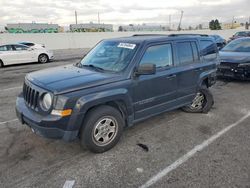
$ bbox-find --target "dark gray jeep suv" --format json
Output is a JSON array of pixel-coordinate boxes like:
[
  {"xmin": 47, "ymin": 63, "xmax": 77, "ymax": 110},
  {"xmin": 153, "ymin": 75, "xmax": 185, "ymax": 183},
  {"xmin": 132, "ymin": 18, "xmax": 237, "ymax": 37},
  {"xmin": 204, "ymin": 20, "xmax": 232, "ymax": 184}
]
[{"xmin": 16, "ymin": 34, "xmax": 218, "ymax": 153}]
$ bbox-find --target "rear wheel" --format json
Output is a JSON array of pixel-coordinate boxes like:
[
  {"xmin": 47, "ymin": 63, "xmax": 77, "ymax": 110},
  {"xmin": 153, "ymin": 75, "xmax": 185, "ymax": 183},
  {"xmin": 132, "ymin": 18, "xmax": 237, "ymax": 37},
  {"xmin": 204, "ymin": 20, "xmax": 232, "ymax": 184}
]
[
  {"xmin": 182, "ymin": 85, "xmax": 214, "ymax": 113},
  {"xmin": 38, "ymin": 54, "xmax": 48, "ymax": 64},
  {"xmin": 0, "ymin": 60, "xmax": 4, "ymax": 68},
  {"xmin": 80, "ymin": 105, "xmax": 124, "ymax": 153}
]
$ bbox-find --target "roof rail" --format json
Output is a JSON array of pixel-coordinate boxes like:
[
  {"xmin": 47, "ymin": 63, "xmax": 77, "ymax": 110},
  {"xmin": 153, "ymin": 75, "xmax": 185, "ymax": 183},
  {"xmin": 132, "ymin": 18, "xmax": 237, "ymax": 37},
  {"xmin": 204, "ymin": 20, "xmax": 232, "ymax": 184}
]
[
  {"xmin": 132, "ymin": 34, "xmax": 168, "ymax": 37},
  {"xmin": 168, "ymin": 34, "xmax": 209, "ymax": 37},
  {"xmin": 132, "ymin": 34, "xmax": 209, "ymax": 37}
]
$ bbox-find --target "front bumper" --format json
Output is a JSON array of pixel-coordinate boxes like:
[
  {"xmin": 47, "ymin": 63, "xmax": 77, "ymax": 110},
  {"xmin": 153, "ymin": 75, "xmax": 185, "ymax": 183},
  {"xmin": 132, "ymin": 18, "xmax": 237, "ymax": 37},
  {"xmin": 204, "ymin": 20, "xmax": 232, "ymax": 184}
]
[
  {"xmin": 16, "ymin": 94, "xmax": 78, "ymax": 141},
  {"xmin": 217, "ymin": 64, "xmax": 250, "ymax": 80}
]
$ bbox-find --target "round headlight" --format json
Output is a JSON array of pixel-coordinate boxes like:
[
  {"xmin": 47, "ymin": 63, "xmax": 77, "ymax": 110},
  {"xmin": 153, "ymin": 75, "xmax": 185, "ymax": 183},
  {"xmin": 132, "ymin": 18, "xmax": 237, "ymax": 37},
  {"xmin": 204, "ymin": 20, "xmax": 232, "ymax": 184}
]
[{"xmin": 41, "ymin": 93, "xmax": 52, "ymax": 111}]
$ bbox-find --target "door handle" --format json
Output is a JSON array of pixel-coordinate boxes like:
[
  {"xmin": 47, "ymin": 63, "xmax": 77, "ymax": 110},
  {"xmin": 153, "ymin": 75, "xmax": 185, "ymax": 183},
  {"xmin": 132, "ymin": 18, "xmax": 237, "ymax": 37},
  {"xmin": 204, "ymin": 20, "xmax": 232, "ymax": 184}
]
[{"xmin": 166, "ymin": 74, "xmax": 176, "ymax": 79}]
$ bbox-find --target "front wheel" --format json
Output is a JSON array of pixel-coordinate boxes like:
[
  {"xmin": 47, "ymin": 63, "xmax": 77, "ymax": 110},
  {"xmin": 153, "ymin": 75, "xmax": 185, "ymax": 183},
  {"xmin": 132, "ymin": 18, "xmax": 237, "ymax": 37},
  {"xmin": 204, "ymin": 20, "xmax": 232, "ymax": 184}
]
[
  {"xmin": 80, "ymin": 105, "xmax": 124, "ymax": 153},
  {"xmin": 182, "ymin": 86, "xmax": 214, "ymax": 113},
  {"xmin": 38, "ymin": 54, "xmax": 48, "ymax": 64}
]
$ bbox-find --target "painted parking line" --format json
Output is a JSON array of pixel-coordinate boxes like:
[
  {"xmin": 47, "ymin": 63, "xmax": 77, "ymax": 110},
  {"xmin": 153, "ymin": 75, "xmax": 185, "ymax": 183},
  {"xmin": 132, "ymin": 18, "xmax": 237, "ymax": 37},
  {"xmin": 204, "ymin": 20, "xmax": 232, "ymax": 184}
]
[
  {"xmin": 63, "ymin": 180, "xmax": 75, "ymax": 188},
  {"xmin": 0, "ymin": 86, "xmax": 22, "ymax": 92},
  {"xmin": 140, "ymin": 112, "xmax": 250, "ymax": 188},
  {"xmin": 0, "ymin": 119, "xmax": 18, "ymax": 126}
]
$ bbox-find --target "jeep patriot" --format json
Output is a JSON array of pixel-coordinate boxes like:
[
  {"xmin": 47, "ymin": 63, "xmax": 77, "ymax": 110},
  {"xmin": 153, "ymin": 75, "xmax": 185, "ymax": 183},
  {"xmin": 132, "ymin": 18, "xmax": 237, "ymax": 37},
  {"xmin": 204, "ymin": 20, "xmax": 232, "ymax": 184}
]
[{"xmin": 16, "ymin": 34, "xmax": 218, "ymax": 153}]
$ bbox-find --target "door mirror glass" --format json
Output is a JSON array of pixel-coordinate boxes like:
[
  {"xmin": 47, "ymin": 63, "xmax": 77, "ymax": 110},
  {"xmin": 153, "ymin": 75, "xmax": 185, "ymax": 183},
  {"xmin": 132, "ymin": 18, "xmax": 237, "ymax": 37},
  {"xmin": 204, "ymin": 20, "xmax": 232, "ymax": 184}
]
[{"xmin": 136, "ymin": 63, "xmax": 156, "ymax": 75}]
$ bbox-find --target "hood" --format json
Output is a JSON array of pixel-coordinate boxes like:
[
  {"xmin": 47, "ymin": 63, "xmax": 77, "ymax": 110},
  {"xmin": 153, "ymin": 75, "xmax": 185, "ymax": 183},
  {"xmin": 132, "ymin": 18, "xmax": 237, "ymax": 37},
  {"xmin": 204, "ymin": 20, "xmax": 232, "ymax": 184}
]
[
  {"xmin": 26, "ymin": 65, "xmax": 122, "ymax": 94},
  {"xmin": 219, "ymin": 51, "xmax": 250, "ymax": 64}
]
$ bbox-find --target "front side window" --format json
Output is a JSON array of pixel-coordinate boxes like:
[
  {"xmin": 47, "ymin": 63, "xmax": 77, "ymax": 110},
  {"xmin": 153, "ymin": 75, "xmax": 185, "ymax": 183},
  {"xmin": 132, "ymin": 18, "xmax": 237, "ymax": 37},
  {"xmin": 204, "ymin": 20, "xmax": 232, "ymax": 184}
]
[
  {"xmin": 0, "ymin": 45, "xmax": 7, "ymax": 51},
  {"xmin": 140, "ymin": 44, "xmax": 173, "ymax": 68},
  {"xmin": 222, "ymin": 39, "xmax": 250, "ymax": 52},
  {"xmin": 80, "ymin": 41, "xmax": 138, "ymax": 72}
]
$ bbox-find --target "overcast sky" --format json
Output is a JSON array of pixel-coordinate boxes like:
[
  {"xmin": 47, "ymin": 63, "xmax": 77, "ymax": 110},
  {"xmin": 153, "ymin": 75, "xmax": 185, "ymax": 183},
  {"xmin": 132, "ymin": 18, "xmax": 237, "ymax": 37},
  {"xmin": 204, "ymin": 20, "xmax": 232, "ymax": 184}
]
[{"xmin": 0, "ymin": 0, "xmax": 249, "ymax": 26}]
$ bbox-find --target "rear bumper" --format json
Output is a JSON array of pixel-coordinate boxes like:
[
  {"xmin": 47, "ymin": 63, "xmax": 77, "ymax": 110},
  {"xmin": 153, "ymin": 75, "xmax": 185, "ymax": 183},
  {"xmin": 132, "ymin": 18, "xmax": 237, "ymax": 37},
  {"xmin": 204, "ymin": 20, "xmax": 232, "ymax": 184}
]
[
  {"xmin": 47, "ymin": 51, "xmax": 54, "ymax": 61},
  {"xmin": 16, "ymin": 94, "xmax": 78, "ymax": 141}
]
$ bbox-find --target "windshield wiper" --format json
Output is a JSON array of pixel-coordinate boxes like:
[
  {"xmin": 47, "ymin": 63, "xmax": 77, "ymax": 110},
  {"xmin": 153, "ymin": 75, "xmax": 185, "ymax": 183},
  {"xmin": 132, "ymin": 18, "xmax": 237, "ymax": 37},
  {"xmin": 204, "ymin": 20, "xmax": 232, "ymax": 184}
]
[{"xmin": 82, "ymin": 64, "xmax": 104, "ymax": 71}]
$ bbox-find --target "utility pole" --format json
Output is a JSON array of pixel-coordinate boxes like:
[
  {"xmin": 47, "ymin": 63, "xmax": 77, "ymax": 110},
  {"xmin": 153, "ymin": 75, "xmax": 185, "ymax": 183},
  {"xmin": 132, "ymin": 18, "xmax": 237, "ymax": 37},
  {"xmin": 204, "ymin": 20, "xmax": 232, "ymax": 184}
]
[
  {"xmin": 169, "ymin": 15, "xmax": 171, "ymax": 31},
  {"xmin": 75, "ymin": 10, "xmax": 78, "ymax": 25},
  {"xmin": 98, "ymin": 12, "xmax": 100, "ymax": 24},
  {"xmin": 178, "ymin": 10, "xmax": 184, "ymax": 31}
]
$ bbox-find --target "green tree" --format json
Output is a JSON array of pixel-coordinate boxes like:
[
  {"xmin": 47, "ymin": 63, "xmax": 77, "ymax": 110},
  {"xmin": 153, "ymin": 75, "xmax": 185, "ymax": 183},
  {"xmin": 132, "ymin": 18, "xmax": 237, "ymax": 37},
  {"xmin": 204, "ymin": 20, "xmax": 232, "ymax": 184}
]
[{"xmin": 209, "ymin": 19, "xmax": 221, "ymax": 30}]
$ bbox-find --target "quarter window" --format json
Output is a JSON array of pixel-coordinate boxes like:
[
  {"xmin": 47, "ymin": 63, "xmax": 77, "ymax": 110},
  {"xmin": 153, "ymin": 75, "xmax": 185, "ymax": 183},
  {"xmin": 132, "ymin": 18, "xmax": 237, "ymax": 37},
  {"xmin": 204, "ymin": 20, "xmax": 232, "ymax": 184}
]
[
  {"xmin": 140, "ymin": 44, "xmax": 173, "ymax": 68},
  {"xmin": 200, "ymin": 40, "xmax": 217, "ymax": 60}
]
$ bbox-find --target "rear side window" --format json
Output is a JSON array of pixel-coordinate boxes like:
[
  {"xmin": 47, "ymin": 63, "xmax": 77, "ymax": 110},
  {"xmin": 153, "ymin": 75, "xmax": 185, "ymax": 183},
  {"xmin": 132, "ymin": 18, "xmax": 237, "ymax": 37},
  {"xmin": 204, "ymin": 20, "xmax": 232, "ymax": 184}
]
[
  {"xmin": 13, "ymin": 45, "xmax": 28, "ymax": 51},
  {"xmin": 200, "ymin": 40, "xmax": 217, "ymax": 60},
  {"xmin": 140, "ymin": 44, "xmax": 173, "ymax": 68},
  {"xmin": 177, "ymin": 42, "xmax": 195, "ymax": 65}
]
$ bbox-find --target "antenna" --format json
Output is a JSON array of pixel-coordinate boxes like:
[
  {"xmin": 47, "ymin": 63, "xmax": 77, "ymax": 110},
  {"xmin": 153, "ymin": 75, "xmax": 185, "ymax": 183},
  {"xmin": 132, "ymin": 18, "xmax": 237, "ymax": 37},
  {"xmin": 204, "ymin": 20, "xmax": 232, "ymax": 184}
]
[{"xmin": 178, "ymin": 10, "xmax": 184, "ymax": 31}]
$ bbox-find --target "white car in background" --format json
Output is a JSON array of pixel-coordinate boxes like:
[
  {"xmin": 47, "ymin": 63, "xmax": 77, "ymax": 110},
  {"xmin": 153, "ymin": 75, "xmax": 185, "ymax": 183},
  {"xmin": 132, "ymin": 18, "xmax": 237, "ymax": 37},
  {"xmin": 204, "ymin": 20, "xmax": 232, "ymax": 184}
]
[
  {"xmin": 0, "ymin": 44, "xmax": 53, "ymax": 68},
  {"xmin": 18, "ymin": 41, "xmax": 45, "ymax": 49}
]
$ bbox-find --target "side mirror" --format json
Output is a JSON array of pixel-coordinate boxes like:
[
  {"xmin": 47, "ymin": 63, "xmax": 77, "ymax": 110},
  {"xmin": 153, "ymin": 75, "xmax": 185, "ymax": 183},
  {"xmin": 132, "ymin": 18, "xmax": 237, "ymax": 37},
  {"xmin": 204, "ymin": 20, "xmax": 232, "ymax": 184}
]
[
  {"xmin": 28, "ymin": 48, "xmax": 34, "ymax": 51},
  {"xmin": 135, "ymin": 63, "xmax": 156, "ymax": 75}
]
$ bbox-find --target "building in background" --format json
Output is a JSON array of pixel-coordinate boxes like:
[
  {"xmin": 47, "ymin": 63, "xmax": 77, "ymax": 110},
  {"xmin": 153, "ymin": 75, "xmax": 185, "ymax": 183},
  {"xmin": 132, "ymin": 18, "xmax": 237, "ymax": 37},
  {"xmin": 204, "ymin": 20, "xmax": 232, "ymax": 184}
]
[
  {"xmin": 118, "ymin": 24, "xmax": 169, "ymax": 32},
  {"xmin": 5, "ymin": 23, "xmax": 59, "ymax": 33},
  {"xmin": 222, "ymin": 22, "xmax": 241, "ymax": 29},
  {"xmin": 70, "ymin": 22, "xmax": 113, "ymax": 32}
]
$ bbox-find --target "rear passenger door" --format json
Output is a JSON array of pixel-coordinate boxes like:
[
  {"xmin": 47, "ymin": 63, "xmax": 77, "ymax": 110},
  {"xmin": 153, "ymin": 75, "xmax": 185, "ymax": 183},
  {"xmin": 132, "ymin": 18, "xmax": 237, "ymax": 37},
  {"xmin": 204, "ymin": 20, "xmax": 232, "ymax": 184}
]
[
  {"xmin": 132, "ymin": 42, "xmax": 178, "ymax": 120},
  {"xmin": 12, "ymin": 45, "xmax": 36, "ymax": 64},
  {"xmin": 174, "ymin": 41, "xmax": 201, "ymax": 102}
]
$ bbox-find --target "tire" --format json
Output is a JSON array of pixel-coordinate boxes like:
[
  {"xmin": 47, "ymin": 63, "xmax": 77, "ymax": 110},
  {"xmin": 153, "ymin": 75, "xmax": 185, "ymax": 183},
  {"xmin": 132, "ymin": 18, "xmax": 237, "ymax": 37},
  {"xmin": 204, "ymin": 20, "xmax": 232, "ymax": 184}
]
[
  {"xmin": 38, "ymin": 54, "xmax": 48, "ymax": 64},
  {"xmin": 0, "ymin": 60, "xmax": 4, "ymax": 68},
  {"xmin": 80, "ymin": 105, "xmax": 125, "ymax": 153},
  {"xmin": 182, "ymin": 85, "xmax": 214, "ymax": 113}
]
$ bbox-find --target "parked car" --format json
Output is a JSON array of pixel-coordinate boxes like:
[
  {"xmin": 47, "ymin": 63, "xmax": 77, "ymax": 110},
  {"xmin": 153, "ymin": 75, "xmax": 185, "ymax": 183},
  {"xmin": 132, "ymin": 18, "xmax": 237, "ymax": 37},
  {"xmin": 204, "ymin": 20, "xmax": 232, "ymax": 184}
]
[
  {"xmin": 210, "ymin": 35, "xmax": 227, "ymax": 49},
  {"xmin": 217, "ymin": 37, "xmax": 250, "ymax": 80},
  {"xmin": 18, "ymin": 41, "xmax": 45, "ymax": 49},
  {"xmin": 0, "ymin": 44, "xmax": 53, "ymax": 67},
  {"xmin": 16, "ymin": 34, "xmax": 218, "ymax": 153},
  {"xmin": 228, "ymin": 31, "xmax": 250, "ymax": 42}
]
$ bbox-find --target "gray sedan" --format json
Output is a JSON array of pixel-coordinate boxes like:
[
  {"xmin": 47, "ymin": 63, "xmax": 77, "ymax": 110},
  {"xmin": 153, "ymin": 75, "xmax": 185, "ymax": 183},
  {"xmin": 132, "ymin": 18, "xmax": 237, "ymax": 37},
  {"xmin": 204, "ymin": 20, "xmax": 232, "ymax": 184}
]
[{"xmin": 217, "ymin": 37, "xmax": 250, "ymax": 80}]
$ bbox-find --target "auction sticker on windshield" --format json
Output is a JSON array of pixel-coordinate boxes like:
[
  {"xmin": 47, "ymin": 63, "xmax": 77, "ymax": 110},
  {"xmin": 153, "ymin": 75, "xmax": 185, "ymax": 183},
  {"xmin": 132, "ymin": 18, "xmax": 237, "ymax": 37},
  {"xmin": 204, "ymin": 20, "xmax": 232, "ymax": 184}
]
[{"xmin": 118, "ymin": 43, "xmax": 136, "ymax": 49}]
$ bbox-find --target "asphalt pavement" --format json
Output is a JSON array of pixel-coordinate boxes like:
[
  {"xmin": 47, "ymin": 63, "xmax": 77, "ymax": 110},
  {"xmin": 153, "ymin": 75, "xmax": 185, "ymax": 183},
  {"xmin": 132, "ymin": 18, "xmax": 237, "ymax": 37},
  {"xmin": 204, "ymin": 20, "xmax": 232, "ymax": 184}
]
[{"xmin": 0, "ymin": 56, "xmax": 250, "ymax": 188}]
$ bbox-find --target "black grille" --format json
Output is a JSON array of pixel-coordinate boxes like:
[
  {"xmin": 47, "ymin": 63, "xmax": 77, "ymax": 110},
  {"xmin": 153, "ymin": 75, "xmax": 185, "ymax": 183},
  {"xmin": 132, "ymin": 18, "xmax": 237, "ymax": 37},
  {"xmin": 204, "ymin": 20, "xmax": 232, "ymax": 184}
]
[
  {"xmin": 220, "ymin": 62, "xmax": 239, "ymax": 69},
  {"xmin": 23, "ymin": 82, "xmax": 40, "ymax": 110}
]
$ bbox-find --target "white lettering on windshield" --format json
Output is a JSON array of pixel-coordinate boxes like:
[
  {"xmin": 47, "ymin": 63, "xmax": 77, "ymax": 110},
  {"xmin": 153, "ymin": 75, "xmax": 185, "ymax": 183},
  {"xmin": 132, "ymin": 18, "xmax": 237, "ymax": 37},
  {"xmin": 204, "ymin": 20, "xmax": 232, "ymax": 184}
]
[{"xmin": 117, "ymin": 43, "xmax": 136, "ymax": 50}]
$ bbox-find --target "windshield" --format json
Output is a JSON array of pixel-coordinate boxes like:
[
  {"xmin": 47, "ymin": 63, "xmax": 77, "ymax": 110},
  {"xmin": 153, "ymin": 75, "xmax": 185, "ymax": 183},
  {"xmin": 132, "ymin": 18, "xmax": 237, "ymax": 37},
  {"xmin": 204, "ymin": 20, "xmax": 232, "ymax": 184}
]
[
  {"xmin": 79, "ymin": 41, "xmax": 138, "ymax": 72},
  {"xmin": 235, "ymin": 32, "xmax": 248, "ymax": 37},
  {"xmin": 221, "ymin": 39, "xmax": 250, "ymax": 52}
]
